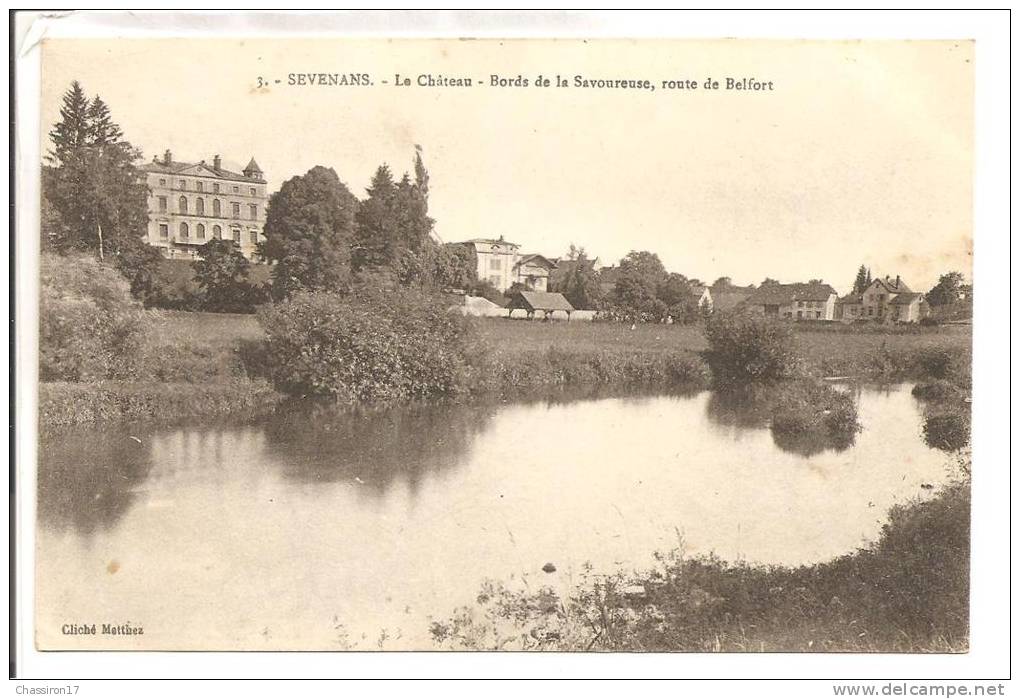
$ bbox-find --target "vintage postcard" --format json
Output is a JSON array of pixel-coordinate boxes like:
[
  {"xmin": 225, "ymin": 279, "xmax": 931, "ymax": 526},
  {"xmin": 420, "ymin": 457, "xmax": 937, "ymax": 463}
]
[{"xmin": 28, "ymin": 30, "xmax": 976, "ymax": 654}]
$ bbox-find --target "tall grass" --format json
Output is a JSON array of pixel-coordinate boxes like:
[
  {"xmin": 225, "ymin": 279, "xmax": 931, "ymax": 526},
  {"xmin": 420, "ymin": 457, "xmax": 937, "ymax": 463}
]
[{"xmin": 39, "ymin": 380, "xmax": 281, "ymax": 429}]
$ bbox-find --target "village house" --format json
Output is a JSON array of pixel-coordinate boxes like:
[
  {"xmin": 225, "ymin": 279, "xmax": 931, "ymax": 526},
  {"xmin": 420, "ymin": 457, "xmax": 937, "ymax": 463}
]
[
  {"xmin": 742, "ymin": 282, "xmax": 839, "ymax": 320},
  {"xmin": 709, "ymin": 283, "xmax": 755, "ymax": 312},
  {"xmin": 691, "ymin": 284, "xmax": 713, "ymax": 312},
  {"xmin": 835, "ymin": 275, "xmax": 926, "ymax": 323},
  {"xmin": 141, "ymin": 151, "xmax": 269, "ymax": 261},
  {"xmin": 458, "ymin": 237, "xmax": 558, "ymax": 292}
]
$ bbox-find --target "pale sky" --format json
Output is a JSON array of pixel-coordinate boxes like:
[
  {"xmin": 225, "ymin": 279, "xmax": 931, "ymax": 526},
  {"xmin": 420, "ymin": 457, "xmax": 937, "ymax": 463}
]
[{"xmin": 39, "ymin": 38, "xmax": 973, "ymax": 292}]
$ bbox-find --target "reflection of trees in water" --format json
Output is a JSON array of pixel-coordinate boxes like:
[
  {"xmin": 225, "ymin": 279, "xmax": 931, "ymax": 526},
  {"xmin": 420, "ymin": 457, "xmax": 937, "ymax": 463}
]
[
  {"xmin": 38, "ymin": 429, "xmax": 153, "ymax": 535},
  {"xmin": 705, "ymin": 384, "xmax": 775, "ymax": 429},
  {"xmin": 260, "ymin": 399, "xmax": 497, "ymax": 496},
  {"xmin": 706, "ymin": 383, "xmax": 858, "ymax": 458}
]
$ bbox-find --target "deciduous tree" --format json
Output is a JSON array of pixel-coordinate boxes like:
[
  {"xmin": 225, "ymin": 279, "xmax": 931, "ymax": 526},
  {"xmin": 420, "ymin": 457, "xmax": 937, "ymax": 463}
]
[{"xmin": 261, "ymin": 165, "xmax": 359, "ymax": 299}]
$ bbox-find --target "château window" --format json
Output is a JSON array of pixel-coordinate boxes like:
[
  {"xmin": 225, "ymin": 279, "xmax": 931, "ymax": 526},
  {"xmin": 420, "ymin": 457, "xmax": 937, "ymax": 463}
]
[
  {"xmin": 179, "ymin": 222, "xmax": 189, "ymax": 238},
  {"xmin": 179, "ymin": 196, "xmax": 188, "ymax": 214},
  {"xmin": 197, "ymin": 181, "xmax": 204, "ymax": 192},
  {"xmin": 249, "ymin": 204, "xmax": 257, "ymax": 220},
  {"xmin": 158, "ymin": 196, "xmax": 167, "ymax": 212},
  {"xmin": 232, "ymin": 228, "xmax": 241, "ymax": 242},
  {"xmin": 197, "ymin": 223, "xmax": 206, "ymax": 239},
  {"xmin": 179, "ymin": 180, "xmax": 186, "ymax": 189},
  {"xmin": 213, "ymin": 183, "xmax": 220, "ymax": 193},
  {"xmin": 196, "ymin": 198, "xmax": 205, "ymax": 215},
  {"xmin": 232, "ymin": 186, "xmax": 239, "ymax": 193},
  {"xmin": 159, "ymin": 178, "xmax": 166, "ymax": 186},
  {"xmin": 250, "ymin": 187, "xmax": 257, "ymax": 196},
  {"xmin": 489, "ymin": 257, "xmax": 501, "ymax": 270},
  {"xmin": 213, "ymin": 225, "xmax": 222, "ymax": 239},
  {"xmin": 158, "ymin": 223, "xmax": 169, "ymax": 238},
  {"xmin": 232, "ymin": 202, "xmax": 240, "ymax": 217},
  {"xmin": 213, "ymin": 199, "xmax": 221, "ymax": 217},
  {"xmin": 249, "ymin": 230, "xmax": 258, "ymax": 244}
]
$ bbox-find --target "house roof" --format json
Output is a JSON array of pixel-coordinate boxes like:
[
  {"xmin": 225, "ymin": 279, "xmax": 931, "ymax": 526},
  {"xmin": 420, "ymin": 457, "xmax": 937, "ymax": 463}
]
[
  {"xmin": 507, "ymin": 290, "xmax": 574, "ymax": 312},
  {"xmin": 515, "ymin": 254, "xmax": 558, "ymax": 270},
  {"xmin": 712, "ymin": 289, "xmax": 752, "ymax": 311},
  {"xmin": 141, "ymin": 159, "xmax": 266, "ymax": 184},
  {"xmin": 462, "ymin": 238, "xmax": 520, "ymax": 248},
  {"xmin": 837, "ymin": 293, "xmax": 863, "ymax": 305},
  {"xmin": 889, "ymin": 292, "xmax": 923, "ymax": 305},
  {"xmin": 871, "ymin": 276, "xmax": 913, "ymax": 294},
  {"xmin": 745, "ymin": 282, "xmax": 838, "ymax": 306}
]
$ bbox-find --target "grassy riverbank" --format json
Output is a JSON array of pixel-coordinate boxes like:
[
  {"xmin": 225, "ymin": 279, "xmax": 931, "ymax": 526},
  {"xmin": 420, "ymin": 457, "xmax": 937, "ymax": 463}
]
[
  {"xmin": 431, "ymin": 467, "xmax": 970, "ymax": 652},
  {"xmin": 39, "ymin": 310, "xmax": 283, "ymax": 429},
  {"xmin": 39, "ymin": 310, "xmax": 971, "ymax": 428}
]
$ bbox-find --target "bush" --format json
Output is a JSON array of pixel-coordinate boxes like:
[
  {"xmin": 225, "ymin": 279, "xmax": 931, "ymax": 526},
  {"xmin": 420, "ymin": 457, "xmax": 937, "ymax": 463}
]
[
  {"xmin": 257, "ymin": 288, "xmax": 479, "ymax": 402},
  {"xmin": 469, "ymin": 279, "xmax": 507, "ymax": 307},
  {"xmin": 912, "ymin": 347, "xmax": 957, "ymax": 379},
  {"xmin": 39, "ymin": 253, "xmax": 145, "ymax": 381},
  {"xmin": 911, "ymin": 379, "xmax": 965, "ymax": 403},
  {"xmin": 704, "ymin": 310, "xmax": 800, "ymax": 384},
  {"xmin": 923, "ymin": 409, "xmax": 970, "ymax": 451},
  {"xmin": 770, "ymin": 380, "xmax": 860, "ymax": 453}
]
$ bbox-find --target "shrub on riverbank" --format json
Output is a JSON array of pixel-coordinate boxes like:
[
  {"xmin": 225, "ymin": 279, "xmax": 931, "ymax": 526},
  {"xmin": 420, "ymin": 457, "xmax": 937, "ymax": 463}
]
[
  {"xmin": 704, "ymin": 310, "xmax": 800, "ymax": 384},
  {"xmin": 257, "ymin": 289, "xmax": 478, "ymax": 402},
  {"xmin": 39, "ymin": 380, "xmax": 282, "ymax": 429},
  {"xmin": 770, "ymin": 380, "xmax": 860, "ymax": 453},
  {"xmin": 40, "ymin": 253, "xmax": 145, "ymax": 381},
  {"xmin": 923, "ymin": 409, "xmax": 971, "ymax": 452},
  {"xmin": 432, "ymin": 475, "xmax": 970, "ymax": 652}
]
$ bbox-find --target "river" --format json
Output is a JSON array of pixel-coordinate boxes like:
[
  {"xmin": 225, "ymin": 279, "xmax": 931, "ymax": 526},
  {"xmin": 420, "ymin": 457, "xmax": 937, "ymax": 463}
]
[{"xmin": 35, "ymin": 383, "xmax": 952, "ymax": 650}]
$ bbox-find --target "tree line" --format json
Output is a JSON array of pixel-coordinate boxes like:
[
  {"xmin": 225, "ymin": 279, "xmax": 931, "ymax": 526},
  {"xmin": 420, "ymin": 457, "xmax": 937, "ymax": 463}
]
[{"xmin": 41, "ymin": 81, "xmax": 971, "ymax": 321}]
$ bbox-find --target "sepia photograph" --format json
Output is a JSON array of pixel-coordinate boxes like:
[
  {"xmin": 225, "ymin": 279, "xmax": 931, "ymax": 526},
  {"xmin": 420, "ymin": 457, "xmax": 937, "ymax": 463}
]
[{"xmin": 11, "ymin": 11, "xmax": 1008, "ymax": 680}]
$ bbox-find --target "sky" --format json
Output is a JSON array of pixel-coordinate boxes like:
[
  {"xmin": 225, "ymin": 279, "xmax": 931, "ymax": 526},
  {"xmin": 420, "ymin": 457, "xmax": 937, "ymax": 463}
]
[{"xmin": 39, "ymin": 38, "xmax": 973, "ymax": 293}]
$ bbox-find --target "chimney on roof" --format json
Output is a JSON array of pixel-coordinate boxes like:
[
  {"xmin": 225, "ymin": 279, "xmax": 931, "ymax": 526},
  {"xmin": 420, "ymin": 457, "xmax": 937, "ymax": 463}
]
[
  {"xmin": 152, "ymin": 155, "xmax": 158, "ymax": 162},
  {"xmin": 163, "ymin": 149, "xmax": 172, "ymax": 165},
  {"xmin": 213, "ymin": 155, "xmax": 221, "ymax": 171},
  {"xmin": 896, "ymin": 274, "xmax": 901, "ymax": 287}
]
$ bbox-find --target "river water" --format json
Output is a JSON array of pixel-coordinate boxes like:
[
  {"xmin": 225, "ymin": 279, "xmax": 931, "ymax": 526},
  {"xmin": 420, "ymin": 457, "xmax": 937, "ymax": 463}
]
[{"xmin": 36, "ymin": 383, "xmax": 952, "ymax": 650}]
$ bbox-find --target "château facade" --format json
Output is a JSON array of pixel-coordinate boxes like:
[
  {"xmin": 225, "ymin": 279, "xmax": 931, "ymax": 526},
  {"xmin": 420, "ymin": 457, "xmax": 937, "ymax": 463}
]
[{"xmin": 140, "ymin": 151, "xmax": 268, "ymax": 261}]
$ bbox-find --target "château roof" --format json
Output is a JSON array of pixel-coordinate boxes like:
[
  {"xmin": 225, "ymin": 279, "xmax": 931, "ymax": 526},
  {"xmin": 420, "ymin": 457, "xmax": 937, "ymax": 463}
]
[
  {"xmin": 141, "ymin": 157, "xmax": 266, "ymax": 184},
  {"xmin": 243, "ymin": 157, "xmax": 263, "ymax": 174}
]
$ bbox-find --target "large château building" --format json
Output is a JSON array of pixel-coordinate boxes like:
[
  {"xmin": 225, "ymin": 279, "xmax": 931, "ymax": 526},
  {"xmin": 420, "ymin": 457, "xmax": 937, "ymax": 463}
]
[{"xmin": 140, "ymin": 151, "xmax": 268, "ymax": 261}]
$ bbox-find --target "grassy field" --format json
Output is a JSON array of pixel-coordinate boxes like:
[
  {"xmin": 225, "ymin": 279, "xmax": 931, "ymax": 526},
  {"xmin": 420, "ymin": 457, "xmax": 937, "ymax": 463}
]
[
  {"xmin": 134, "ymin": 312, "xmax": 972, "ymax": 384},
  {"xmin": 473, "ymin": 317, "xmax": 971, "ymax": 381}
]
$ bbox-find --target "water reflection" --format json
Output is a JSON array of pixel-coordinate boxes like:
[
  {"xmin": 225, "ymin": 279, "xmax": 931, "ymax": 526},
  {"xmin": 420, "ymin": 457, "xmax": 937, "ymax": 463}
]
[
  {"xmin": 260, "ymin": 400, "xmax": 497, "ymax": 498},
  {"xmin": 36, "ymin": 384, "xmax": 949, "ymax": 650},
  {"xmin": 706, "ymin": 382, "xmax": 858, "ymax": 457},
  {"xmin": 38, "ymin": 430, "xmax": 153, "ymax": 535}
]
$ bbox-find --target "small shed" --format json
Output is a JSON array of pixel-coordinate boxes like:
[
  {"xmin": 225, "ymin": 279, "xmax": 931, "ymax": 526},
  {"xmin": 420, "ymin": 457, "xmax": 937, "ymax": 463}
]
[{"xmin": 506, "ymin": 290, "xmax": 575, "ymax": 320}]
